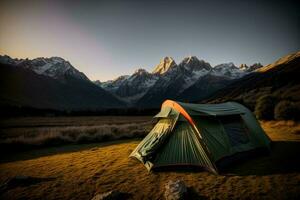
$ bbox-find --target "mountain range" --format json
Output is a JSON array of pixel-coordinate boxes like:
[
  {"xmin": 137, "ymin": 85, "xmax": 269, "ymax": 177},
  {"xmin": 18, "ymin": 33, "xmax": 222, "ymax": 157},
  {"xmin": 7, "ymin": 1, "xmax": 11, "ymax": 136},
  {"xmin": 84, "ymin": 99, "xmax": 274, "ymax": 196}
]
[
  {"xmin": 2, "ymin": 51, "xmax": 298, "ymax": 111},
  {"xmin": 95, "ymin": 56, "xmax": 262, "ymax": 108},
  {"xmin": 0, "ymin": 56, "xmax": 125, "ymax": 110}
]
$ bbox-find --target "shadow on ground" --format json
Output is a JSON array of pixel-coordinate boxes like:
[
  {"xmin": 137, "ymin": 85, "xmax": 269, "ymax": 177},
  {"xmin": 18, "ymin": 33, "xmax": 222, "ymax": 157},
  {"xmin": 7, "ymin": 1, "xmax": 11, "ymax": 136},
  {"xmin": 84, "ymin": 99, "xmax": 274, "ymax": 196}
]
[
  {"xmin": 0, "ymin": 176, "xmax": 56, "ymax": 193},
  {"xmin": 223, "ymin": 141, "xmax": 300, "ymax": 176},
  {"xmin": 187, "ymin": 187, "xmax": 208, "ymax": 200},
  {"xmin": 145, "ymin": 140, "xmax": 300, "ymax": 176},
  {"xmin": 1, "ymin": 139, "xmax": 300, "ymax": 177}
]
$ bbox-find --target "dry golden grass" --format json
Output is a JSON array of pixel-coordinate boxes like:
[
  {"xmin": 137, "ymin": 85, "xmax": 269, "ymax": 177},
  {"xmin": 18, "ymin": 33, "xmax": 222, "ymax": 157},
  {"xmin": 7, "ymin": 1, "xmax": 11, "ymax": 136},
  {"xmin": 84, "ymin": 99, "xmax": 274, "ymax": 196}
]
[
  {"xmin": 0, "ymin": 120, "xmax": 300, "ymax": 200},
  {"xmin": 260, "ymin": 120, "xmax": 300, "ymax": 141},
  {"xmin": 0, "ymin": 116, "xmax": 152, "ymax": 138},
  {"xmin": 0, "ymin": 116, "xmax": 153, "ymax": 151}
]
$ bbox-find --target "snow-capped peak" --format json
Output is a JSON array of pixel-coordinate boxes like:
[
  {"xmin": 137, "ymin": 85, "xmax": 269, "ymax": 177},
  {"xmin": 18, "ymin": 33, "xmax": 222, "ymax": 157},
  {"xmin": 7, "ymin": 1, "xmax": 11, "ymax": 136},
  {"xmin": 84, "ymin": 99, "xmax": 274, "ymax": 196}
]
[
  {"xmin": 113, "ymin": 75, "xmax": 130, "ymax": 82},
  {"xmin": 152, "ymin": 56, "xmax": 177, "ymax": 74},
  {"xmin": 212, "ymin": 62, "xmax": 245, "ymax": 78},
  {"xmin": 50, "ymin": 56, "xmax": 65, "ymax": 63},
  {"xmin": 239, "ymin": 63, "xmax": 263, "ymax": 72},
  {"xmin": 179, "ymin": 56, "xmax": 212, "ymax": 71},
  {"xmin": 214, "ymin": 62, "xmax": 235, "ymax": 68},
  {"xmin": 239, "ymin": 63, "xmax": 249, "ymax": 71},
  {"xmin": 0, "ymin": 55, "xmax": 15, "ymax": 64},
  {"xmin": 0, "ymin": 55, "xmax": 89, "ymax": 81},
  {"xmin": 133, "ymin": 68, "xmax": 149, "ymax": 75}
]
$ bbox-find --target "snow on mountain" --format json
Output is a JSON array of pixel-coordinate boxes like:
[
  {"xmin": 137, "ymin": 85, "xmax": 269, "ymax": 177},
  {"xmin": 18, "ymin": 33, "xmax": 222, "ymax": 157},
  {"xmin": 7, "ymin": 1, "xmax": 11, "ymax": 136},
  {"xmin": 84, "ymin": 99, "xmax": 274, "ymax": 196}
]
[
  {"xmin": 179, "ymin": 56, "xmax": 212, "ymax": 71},
  {"xmin": 99, "ymin": 68, "xmax": 159, "ymax": 103},
  {"xmin": 239, "ymin": 64, "xmax": 249, "ymax": 71},
  {"xmin": 180, "ymin": 68, "xmax": 211, "ymax": 92},
  {"xmin": 177, "ymin": 56, "xmax": 212, "ymax": 91},
  {"xmin": 0, "ymin": 55, "xmax": 89, "ymax": 81},
  {"xmin": 98, "ymin": 75, "xmax": 130, "ymax": 92},
  {"xmin": 93, "ymin": 80, "xmax": 102, "ymax": 88},
  {"xmin": 0, "ymin": 55, "xmax": 17, "ymax": 65},
  {"xmin": 99, "ymin": 56, "xmax": 257, "ymax": 105},
  {"xmin": 128, "ymin": 68, "xmax": 158, "ymax": 89},
  {"xmin": 134, "ymin": 56, "xmax": 214, "ymax": 107},
  {"xmin": 1, "ymin": 54, "xmax": 261, "ymax": 107},
  {"xmin": 212, "ymin": 62, "xmax": 245, "ymax": 79},
  {"xmin": 147, "ymin": 56, "xmax": 213, "ymax": 93}
]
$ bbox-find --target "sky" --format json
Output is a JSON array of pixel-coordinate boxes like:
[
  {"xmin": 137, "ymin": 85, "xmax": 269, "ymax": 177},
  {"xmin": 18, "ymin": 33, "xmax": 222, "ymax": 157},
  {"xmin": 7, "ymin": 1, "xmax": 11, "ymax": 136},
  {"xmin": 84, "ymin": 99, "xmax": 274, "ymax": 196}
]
[{"xmin": 0, "ymin": 0, "xmax": 299, "ymax": 81}]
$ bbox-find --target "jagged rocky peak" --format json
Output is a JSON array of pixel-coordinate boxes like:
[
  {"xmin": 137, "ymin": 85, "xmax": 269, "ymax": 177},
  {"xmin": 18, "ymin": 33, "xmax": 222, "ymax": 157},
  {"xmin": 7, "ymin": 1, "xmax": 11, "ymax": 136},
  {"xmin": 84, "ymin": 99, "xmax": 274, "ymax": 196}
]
[
  {"xmin": 212, "ymin": 62, "xmax": 245, "ymax": 78},
  {"xmin": 239, "ymin": 63, "xmax": 263, "ymax": 72},
  {"xmin": 0, "ymin": 55, "xmax": 14, "ymax": 64},
  {"xmin": 100, "ymin": 75, "xmax": 130, "ymax": 91},
  {"xmin": 114, "ymin": 75, "xmax": 130, "ymax": 82},
  {"xmin": 133, "ymin": 68, "xmax": 149, "ymax": 75},
  {"xmin": 249, "ymin": 63, "xmax": 263, "ymax": 71},
  {"xmin": 239, "ymin": 63, "xmax": 249, "ymax": 70},
  {"xmin": 94, "ymin": 80, "xmax": 101, "ymax": 85},
  {"xmin": 0, "ymin": 55, "xmax": 89, "ymax": 81},
  {"xmin": 152, "ymin": 56, "xmax": 177, "ymax": 74},
  {"xmin": 214, "ymin": 62, "xmax": 236, "ymax": 68},
  {"xmin": 179, "ymin": 56, "xmax": 211, "ymax": 71},
  {"xmin": 0, "ymin": 55, "xmax": 24, "ymax": 65},
  {"xmin": 49, "ymin": 56, "xmax": 65, "ymax": 63}
]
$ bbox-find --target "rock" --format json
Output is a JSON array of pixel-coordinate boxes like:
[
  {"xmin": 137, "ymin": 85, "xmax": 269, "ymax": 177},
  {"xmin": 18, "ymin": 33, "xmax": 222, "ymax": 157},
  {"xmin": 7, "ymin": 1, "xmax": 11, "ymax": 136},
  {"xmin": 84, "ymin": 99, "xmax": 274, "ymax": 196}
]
[
  {"xmin": 164, "ymin": 180, "xmax": 187, "ymax": 200},
  {"xmin": 91, "ymin": 190, "xmax": 127, "ymax": 200}
]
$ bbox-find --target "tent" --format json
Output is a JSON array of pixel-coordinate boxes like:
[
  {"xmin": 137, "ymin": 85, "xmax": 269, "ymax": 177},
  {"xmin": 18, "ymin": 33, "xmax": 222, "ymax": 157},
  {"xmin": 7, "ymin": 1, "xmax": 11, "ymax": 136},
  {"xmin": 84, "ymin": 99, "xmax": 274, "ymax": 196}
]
[{"xmin": 130, "ymin": 100, "xmax": 271, "ymax": 174}]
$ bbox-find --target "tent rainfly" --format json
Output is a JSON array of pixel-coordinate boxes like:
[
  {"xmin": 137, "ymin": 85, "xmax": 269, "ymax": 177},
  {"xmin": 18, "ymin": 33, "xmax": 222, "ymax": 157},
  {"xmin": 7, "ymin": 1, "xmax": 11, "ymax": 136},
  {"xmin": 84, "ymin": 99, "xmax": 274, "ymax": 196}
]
[{"xmin": 130, "ymin": 100, "xmax": 271, "ymax": 174}]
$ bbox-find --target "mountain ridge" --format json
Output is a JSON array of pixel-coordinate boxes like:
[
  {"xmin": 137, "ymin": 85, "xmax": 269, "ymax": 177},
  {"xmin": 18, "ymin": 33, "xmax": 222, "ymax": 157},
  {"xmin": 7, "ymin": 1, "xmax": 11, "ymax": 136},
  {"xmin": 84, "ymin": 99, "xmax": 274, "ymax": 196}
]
[
  {"xmin": 98, "ymin": 55, "xmax": 260, "ymax": 107},
  {"xmin": 0, "ymin": 56, "xmax": 126, "ymax": 110},
  {"xmin": 0, "ymin": 54, "xmax": 270, "ymax": 110},
  {"xmin": 0, "ymin": 55, "xmax": 90, "ymax": 81},
  {"xmin": 203, "ymin": 51, "xmax": 300, "ymax": 110}
]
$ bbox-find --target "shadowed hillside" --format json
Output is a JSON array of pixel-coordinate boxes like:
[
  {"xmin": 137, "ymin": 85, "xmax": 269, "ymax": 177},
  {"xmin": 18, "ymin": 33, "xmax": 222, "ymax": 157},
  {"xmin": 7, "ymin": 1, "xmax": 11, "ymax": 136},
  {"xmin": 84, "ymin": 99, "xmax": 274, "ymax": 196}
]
[
  {"xmin": 0, "ymin": 63, "xmax": 126, "ymax": 110},
  {"xmin": 204, "ymin": 51, "xmax": 300, "ymax": 110}
]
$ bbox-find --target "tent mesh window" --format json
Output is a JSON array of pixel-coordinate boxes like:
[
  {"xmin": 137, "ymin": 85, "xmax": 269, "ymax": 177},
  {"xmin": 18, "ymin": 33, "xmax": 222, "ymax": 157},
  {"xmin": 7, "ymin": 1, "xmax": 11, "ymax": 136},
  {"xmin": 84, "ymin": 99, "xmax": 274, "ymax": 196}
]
[{"xmin": 218, "ymin": 115, "xmax": 249, "ymax": 146}]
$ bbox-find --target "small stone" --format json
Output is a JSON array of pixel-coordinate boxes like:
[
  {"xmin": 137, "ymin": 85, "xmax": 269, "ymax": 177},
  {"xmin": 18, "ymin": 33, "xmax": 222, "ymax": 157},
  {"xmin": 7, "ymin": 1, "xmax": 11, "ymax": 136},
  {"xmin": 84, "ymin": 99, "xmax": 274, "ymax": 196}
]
[
  {"xmin": 164, "ymin": 180, "xmax": 187, "ymax": 200},
  {"xmin": 91, "ymin": 190, "xmax": 126, "ymax": 200}
]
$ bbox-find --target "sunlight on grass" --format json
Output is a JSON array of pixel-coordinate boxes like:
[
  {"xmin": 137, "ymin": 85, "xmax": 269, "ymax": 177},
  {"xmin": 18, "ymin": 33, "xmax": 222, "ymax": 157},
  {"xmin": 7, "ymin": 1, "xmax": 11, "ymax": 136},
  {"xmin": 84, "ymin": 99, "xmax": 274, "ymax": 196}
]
[{"xmin": 0, "ymin": 119, "xmax": 299, "ymax": 199}]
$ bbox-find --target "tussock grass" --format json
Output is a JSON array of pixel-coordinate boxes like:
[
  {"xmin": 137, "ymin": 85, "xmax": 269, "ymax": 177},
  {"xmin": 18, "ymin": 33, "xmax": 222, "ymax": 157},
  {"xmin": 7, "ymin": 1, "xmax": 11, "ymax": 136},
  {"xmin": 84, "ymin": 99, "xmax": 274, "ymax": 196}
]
[
  {"xmin": 0, "ymin": 117, "xmax": 153, "ymax": 151},
  {"xmin": 0, "ymin": 121, "xmax": 300, "ymax": 200},
  {"xmin": 260, "ymin": 120, "xmax": 300, "ymax": 141}
]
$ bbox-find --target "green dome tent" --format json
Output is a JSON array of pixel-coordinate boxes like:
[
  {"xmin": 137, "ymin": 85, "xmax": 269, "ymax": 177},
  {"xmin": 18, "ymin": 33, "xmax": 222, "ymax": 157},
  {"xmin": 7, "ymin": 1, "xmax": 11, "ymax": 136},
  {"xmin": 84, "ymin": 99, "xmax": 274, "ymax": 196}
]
[{"xmin": 130, "ymin": 100, "xmax": 271, "ymax": 174}]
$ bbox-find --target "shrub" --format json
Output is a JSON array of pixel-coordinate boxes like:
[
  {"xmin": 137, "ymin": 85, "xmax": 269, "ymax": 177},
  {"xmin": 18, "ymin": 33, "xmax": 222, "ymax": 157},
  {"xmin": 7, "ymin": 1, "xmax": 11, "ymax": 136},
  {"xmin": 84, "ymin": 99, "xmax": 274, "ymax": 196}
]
[
  {"xmin": 0, "ymin": 122, "xmax": 152, "ymax": 152},
  {"xmin": 235, "ymin": 98, "xmax": 255, "ymax": 111},
  {"xmin": 274, "ymin": 100, "xmax": 299, "ymax": 120},
  {"xmin": 254, "ymin": 95, "xmax": 277, "ymax": 120}
]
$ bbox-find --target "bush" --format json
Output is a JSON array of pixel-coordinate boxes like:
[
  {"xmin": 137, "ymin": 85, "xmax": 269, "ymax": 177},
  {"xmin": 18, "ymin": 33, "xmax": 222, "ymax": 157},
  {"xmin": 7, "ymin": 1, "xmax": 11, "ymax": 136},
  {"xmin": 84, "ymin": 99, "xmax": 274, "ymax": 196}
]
[
  {"xmin": 274, "ymin": 100, "xmax": 299, "ymax": 120},
  {"xmin": 234, "ymin": 98, "xmax": 255, "ymax": 111},
  {"xmin": 255, "ymin": 95, "xmax": 277, "ymax": 120},
  {"xmin": 0, "ymin": 122, "xmax": 152, "ymax": 152}
]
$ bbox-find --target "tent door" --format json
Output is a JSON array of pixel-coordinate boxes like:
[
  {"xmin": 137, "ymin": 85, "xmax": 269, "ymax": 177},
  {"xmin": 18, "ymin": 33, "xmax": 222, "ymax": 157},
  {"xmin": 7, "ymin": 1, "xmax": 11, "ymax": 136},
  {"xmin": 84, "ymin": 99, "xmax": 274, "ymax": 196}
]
[{"xmin": 218, "ymin": 115, "xmax": 250, "ymax": 146}]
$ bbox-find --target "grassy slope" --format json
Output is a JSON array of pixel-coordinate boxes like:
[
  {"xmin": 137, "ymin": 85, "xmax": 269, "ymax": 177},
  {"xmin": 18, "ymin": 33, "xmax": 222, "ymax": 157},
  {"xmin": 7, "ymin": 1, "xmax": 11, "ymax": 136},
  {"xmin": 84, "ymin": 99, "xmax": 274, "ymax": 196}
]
[{"xmin": 0, "ymin": 121, "xmax": 300, "ymax": 200}]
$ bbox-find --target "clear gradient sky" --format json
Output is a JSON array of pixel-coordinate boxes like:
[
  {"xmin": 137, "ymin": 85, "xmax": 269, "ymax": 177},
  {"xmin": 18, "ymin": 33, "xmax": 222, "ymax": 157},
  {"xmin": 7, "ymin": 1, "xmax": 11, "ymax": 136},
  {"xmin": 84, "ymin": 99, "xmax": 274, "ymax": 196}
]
[{"xmin": 0, "ymin": 0, "xmax": 299, "ymax": 81}]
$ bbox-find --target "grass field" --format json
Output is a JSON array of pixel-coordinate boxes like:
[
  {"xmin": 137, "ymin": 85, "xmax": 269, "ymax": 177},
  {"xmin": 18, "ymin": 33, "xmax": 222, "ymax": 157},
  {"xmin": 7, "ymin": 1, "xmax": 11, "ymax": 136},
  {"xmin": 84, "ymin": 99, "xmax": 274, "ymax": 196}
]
[
  {"xmin": 0, "ymin": 117, "xmax": 299, "ymax": 199},
  {"xmin": 0, "ymin": 116, "xmax": 153, "ymax": 151}
]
